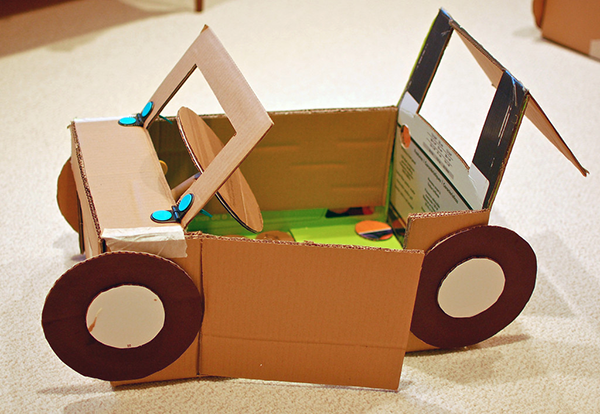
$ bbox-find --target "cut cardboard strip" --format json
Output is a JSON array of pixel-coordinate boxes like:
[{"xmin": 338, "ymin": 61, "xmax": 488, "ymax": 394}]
[
  {"xmin": 472, "ymin": 71, "xmax": 527, "ymax": 207},
  {"xmin": 70, "ymin": 123, "xmax": 103, "ymax": 257},
  {"xmin": 177, "ymin": 106, "xmax": 263, "ymax": 232},
  {"xmin": 404, "ymin": 209, "xmax": 491, "ymax": 251},
  {"xmin": 404, "ymin": 11, "xmax": 453, "ymax": 111},
  {"xmin": 42, "ymin": 252, "xmax": 203, "ymax": 381}
]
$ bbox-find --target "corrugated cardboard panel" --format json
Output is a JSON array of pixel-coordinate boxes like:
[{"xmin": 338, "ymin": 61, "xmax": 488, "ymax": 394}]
[
  {"xmin": 199, "ymin": 237, "xmax": 423, "ymax": 389},
  {"xmin": 150, "ymin": 107, "xmax": 397, "ymax": 213},
  {"xmin": 243, "ymin": 108, "xmax": 397, "ymax": 212},
  {"xmin": 73, "ymin": 118, "xmax": 175, "ymax": 229}
]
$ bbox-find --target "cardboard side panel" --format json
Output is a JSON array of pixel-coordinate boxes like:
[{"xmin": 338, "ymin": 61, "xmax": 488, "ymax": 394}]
[
  {"xmin": 73, "ymin": 119, "xmax": 175, "ymax": 230},
  {"xmin": 199, "ymin": 238, "xmax": 423, "ymax": 389},
  {"xmin": 201, "ymin": 336, "xmax": 405, "ymax": 390},
  {"xmin": 112, "ymin": 236, "xmax": 204, "ymax": 386},
  {"xmin": 245, "ymin": 108, "xmax": 397, "ymax": 212},
  {"xmin": 150, "ymin": 107, "xmax": 397, "ymax": 213}
]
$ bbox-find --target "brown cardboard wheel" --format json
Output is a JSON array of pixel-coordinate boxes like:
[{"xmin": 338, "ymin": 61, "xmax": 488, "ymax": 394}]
[
  {"xmin": 410, "ymin": 225, "xmax": 536, "ymax": 349},
  {"xmin": 177, "ymin": 106, "xmax": 263, "ymax": 233},
  {"xmin": 42, "ymin": 252, "xmax": 203, "ymax": 381},
  {"xmin": 57, "ymin": 158, "xmax": 79, "ymax": 233}
]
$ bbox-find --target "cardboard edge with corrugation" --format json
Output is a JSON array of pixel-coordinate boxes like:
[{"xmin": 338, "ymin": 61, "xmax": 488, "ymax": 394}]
[{"xmin": 69, "ymin": 122, "xmax": 103, "ymax": 257}]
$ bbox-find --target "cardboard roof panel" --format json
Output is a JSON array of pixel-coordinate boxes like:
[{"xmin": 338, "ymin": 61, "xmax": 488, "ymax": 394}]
[
  {"xmin": 392, "ymin": 9, "xmax": 587, "ymax": 224},
  {"xmin": 451, "ymin": 15, "xmax": 588, "ymax": 176}
]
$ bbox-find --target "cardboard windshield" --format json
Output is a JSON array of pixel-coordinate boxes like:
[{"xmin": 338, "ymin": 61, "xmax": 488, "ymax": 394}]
[
  {"xmin": 143, "ymin": 26, "xmax": 273, "ymax": 228},
  {"xmin": 390, "ymin": 9, "xmax": 587, "ymax": 228}
]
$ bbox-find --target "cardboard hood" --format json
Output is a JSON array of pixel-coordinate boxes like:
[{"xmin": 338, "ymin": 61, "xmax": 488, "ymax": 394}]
[{"xmin": 68, "ymin": 26, "xmax": 272, "ymax": 258}]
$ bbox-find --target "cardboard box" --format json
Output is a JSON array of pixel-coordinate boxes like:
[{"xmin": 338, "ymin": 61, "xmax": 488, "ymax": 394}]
[
  {"xmin": 44, "ymin": 10, "xmax": 586, "ymax": 390},
  {"xmin": 534, "ymin": 0, "xmax": 600, "ymax": 59}
]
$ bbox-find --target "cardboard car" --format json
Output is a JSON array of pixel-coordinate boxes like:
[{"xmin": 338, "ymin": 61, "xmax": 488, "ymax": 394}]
[{"xmin": 43, "ymin": 10, "xmax": 587, "ymax": 390}]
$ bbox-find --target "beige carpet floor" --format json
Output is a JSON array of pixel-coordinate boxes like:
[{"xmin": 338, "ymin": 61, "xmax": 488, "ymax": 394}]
[{"xmin": 2, "ymin": 0, "xmax": 600, "ymax": 412}]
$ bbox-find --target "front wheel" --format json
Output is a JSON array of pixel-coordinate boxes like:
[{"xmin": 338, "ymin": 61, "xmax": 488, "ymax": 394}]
[
  {"xmin": 410, "ymin": 225, "xmax": 536, "ymax": 349},
  {"xmin": 42, "ymin": 251, "xmax": 203, "ymax": 381}
]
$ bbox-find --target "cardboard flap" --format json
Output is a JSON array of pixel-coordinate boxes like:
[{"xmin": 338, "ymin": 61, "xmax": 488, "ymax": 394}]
[
  {"xmin": 144, "ymin": 26, "xmax": 273, "ymax": 227},
  {"xmin": 524, "ymin": 96, "xmax": 589, "ymax": 176},
  {"xmin": 452, "ymin": 13, "xmax": 588, "ymax": 177}
]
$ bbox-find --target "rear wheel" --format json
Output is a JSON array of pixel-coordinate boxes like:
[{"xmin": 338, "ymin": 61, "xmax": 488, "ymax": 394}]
[
  {"xmin": 42, "ymin": 251, "xmax": 203, "ymax": 381},
  {"xmin": 410, "ymin": 225, "xmax": 536, "ymax": 349}
]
